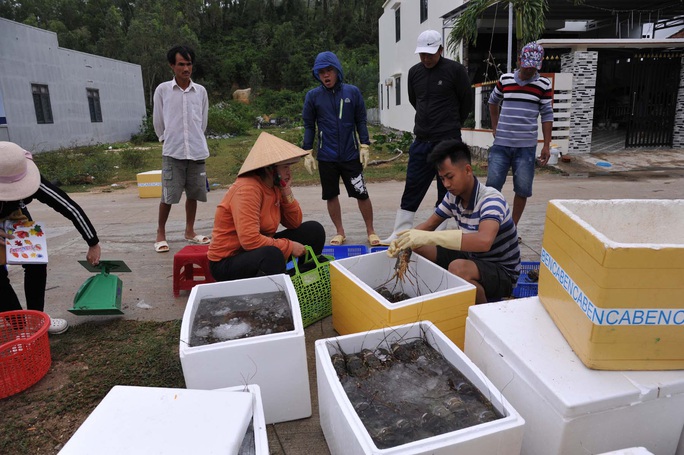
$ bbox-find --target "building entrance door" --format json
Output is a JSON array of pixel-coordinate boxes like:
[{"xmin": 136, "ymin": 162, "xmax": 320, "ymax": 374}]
[{"xmin": 625, "ymin": 52, "xmax": 681, "ymax": 148}]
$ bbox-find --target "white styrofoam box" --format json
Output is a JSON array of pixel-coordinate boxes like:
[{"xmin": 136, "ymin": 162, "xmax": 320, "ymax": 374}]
[
  {"xmin": 598, "ymin": 448, "xmax": 654, "ymax": 455},
  {"xmin": 315, "ymin": 321, "xmax": 525, "ymax": 455},
  {"xmin": 219, "ymin": 384, "xmax": 269, "ymax": 455},
  {"xmin": 59, "ymin": 385, "xmax": 253, "ymax": 455},
  {"xmin": 678, "ymin": 425, "xmax": 684, "ymax": 455},
  {"xmin": 179, "ymin": 274, "xmax": 311, "ymax": 424},
  {"xmin": 465, "ymin": 297, "xmax": 684, "ymax": 455}
]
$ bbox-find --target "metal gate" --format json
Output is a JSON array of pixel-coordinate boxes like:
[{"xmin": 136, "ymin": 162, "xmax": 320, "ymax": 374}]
[{"xmin": 626, "ymin": 52, "xmax": 682, "ymax": 148}]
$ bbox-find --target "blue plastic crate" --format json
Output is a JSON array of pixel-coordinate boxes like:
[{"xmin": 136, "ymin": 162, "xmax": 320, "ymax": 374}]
[
  {"xmin": 512, "ymin": 261, "xmax": 540, "ymax": 298},
  {"xmin": 370, "ymin": 246, "xmax": 389, "ymax": 253},
  {"xmin": 322, "ymin": 244, "xmax": 368, "ymax": 259}
]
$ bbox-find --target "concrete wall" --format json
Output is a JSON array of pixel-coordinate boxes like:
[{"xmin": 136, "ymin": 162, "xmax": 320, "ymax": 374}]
[
  {"xmin": 561, "ymin": 51, "xmax": 598, "ymax": 155},
  {"xmin": 378, "ymin": 0, "xmax": 466, "ymax": 135},
  {"xmin": 0, "ymin": 18, "xmax": 146, "ymax": 152}
]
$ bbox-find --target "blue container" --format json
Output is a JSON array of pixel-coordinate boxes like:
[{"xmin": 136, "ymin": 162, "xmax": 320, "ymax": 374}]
[
  {"xmin": 370, "ymin": 246, "xmax": 389, "ymax": 253},
  {"xmin": 287, "ymin": 244, "xmax": 368, "ymax": 270},
  {"xmin": 512, "ymin": 261, "xmax": 540, "ymax": 298},
  {"xmin": 322, "ymin": 245, "xmax": 368, "ymax": 259}
]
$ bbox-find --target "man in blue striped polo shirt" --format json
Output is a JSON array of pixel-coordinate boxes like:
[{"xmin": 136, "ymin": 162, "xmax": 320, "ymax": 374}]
[
  {"xmin": 487, "ymin": 42, "xmax": 553, "ymax": 227},
  {"xmin": 388, "ymin": 140, "xmax": 520, "ymax": 304}
]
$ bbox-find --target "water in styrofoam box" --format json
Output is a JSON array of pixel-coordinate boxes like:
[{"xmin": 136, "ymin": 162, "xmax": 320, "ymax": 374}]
[
  {"xmin": 337, "ymin": 251, "xmax": 472, "ymax": 302},
  {"xmin": 316, "ymin": 321, "xmax": 525, "ymax": 455},
  {"xmin": 179, "ymin": 275, "xmax": 311, "ymax": 424},
  {"xmin": 189, "ymin": 291, "xmax": 294, "ymax": 346},
  {"xmin": 331, "ymin": 337, "xmax": 504, "ymax": 449}
]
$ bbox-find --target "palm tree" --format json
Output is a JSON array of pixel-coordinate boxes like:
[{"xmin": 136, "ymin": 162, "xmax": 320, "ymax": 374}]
[{"xmin": 447, "ymin": 0, "xmax": 583, "ymax": 68}]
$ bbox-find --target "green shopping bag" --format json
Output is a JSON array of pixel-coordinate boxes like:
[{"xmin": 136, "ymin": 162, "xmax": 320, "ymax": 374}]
[{"xmin": 288, "ymin": 246, "xmax": 335, "ymax": 327}]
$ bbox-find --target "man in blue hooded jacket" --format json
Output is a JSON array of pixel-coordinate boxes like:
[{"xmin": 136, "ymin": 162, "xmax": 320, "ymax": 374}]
[{"xmin": 302, "ymin": 51, "xmax": 380, "ymax": 247}]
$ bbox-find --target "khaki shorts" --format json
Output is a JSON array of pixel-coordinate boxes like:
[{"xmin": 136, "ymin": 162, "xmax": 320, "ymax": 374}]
[{"xmin": 161, "ymin": 156, "xmax": 207, "ymax": 204}]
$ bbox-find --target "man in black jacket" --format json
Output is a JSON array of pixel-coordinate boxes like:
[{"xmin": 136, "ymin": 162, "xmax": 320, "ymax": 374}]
[{"xmin": 381, "ymin": 30, "xmax": 472, "ymax": 245}]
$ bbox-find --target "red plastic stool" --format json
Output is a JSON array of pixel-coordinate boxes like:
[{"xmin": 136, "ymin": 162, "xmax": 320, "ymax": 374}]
[{"xmin": 173, "ymin": 245, "xmax": 215, "ymax": 297}]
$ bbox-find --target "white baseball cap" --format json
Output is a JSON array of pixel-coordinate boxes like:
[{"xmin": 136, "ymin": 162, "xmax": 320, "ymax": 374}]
[{"xmin": 415, "ymin": 30, "xmax": 442, "ymax": 54}]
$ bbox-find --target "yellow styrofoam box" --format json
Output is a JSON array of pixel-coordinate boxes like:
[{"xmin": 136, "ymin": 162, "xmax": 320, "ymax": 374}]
[
  {"xmin": 136, "ymin": 170, "xmax": 162, "ymax": 198},
  {"xmin": 330, "ymin": 252, "xmax": 476, "ymax": 349},
  {"xmin": 538, "ymin": 199, "xmax": 684, "ymax": 370}
]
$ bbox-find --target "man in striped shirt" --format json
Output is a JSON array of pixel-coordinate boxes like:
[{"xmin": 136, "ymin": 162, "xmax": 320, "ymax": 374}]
[
  {"xmin": 487, "ymin": 42, "xmax": 553, "ymax": 226},
  {"xmin": 388, "ymin": 140, "xmax": 520, "ymax": 304}
]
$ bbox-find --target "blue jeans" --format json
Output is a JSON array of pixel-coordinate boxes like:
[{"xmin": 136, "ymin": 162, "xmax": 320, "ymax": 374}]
[{"xmin": 485, "ymin": 145, "xmax": 536, "ymax": 197}]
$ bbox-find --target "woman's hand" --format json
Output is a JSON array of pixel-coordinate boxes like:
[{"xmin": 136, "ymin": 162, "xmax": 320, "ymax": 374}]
[{"xmin": 291, "ymin": 241, "xmax": 306, "ymax": 257}]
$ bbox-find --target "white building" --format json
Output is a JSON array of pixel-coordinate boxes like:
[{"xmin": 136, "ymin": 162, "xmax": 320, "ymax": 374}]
[
  {"xmin": 378, "ymin": 0, "xmax": 466, "ymax": 135},
  {"xmin": 0, "ymin": 17, "xmax": 146, "ymax": 152},
  {"xmin": 378, "ymin": 1, "xmax": 684, "ymax": 154}
]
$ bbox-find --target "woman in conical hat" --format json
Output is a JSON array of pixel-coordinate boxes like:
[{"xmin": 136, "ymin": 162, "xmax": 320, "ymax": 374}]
[{"xmin": 208, "ymin": 132, "xmax": 325, "ymax": 281}]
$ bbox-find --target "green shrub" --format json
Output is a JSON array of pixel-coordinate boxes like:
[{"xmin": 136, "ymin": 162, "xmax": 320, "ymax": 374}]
[
  {"xmin": 131, "ymin": 115, "xmax": 157, "ymax": 145},
  {"xmin": 252, "ymin": 89, "xmax": 306, "ymax": 120},
  {"xmin": 207, "ymin": 102, "xmax": 253, "ymax": 136},
  {"xmin": 33, "ymin": 146, "xmax": 118, "ymax": 185},
  {"xmin": 119, "ymin": 148, "xmax": 146, "ymax": 169}
]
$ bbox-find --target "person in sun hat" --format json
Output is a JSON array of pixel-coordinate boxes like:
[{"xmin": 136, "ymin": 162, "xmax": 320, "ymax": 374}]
[
  {"xmin": 207, "ymin": 132, "xmax": 326, "ymax": 282},
  {"xmin": 381, "ymin": 30, "xmax": 473, "ymax": 246},
  {"xmin": 486, "ymin": 41, "xmax": 553, "ymax": 229},
  {"xmin": 301, "ymin": 51, "xmax": 379, "ymax": 247},
  {"xmin": 0, "ymin": 141, "xmax": 101, "ymax": 335}
]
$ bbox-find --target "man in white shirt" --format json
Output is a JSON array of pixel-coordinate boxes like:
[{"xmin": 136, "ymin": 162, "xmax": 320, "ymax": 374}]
[{"xmin": 152, "ymin": 45, "xmax": 211, "ymax": 253}]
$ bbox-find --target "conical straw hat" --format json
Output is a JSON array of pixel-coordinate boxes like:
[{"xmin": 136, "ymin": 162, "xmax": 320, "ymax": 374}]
[{"xmin": 238, "ymin": 132, "xmax": 308, "ymax": 176}]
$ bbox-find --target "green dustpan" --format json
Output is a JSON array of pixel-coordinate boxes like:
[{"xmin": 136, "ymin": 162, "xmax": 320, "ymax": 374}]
[{"xmin": 69, "ymin": 260, "xmax": 131, "ymax": 315}]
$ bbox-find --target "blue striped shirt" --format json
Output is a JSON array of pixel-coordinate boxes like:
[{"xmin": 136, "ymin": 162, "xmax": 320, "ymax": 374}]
[
  {"xmin": 489, "ymin": 71, "xmax": 553, "ymax": 148},
  {"xmin": 435, "ymin": 177, "xmax": 520, "ymax": 279}
]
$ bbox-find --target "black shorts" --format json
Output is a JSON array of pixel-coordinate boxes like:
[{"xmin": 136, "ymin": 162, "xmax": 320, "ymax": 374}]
[
  {"xmin": 435, "ymin": 247, "xmax": 514, "ymax": 302},
  {"xmin": 318, "ymin": 160, "xmax": 369, "ymax": 201}
]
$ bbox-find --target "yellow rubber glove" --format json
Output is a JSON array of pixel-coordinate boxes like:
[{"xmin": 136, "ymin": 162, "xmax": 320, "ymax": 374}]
[
  {"xmin": 303, "ymin": 150, "xmax": 317, "ymax": 175},
  {"xmin": 360, "ymin": 144, "xmax": 370, "ymax": 169},
  {"xmin": 394, "ymin": 229, "xmax": 463, "ymax": 252},
  {"xmin": 386, "ymin": 240, "xmax": 399, "ymax": 258}
]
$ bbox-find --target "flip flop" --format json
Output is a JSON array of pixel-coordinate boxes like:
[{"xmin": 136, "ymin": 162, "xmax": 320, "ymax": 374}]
[
  {"xmin": 185, "ymin": 235, "xmax": 211, "ymax": 245},
  {"xmin": 154, "ymin": 241, "xmax": 169, "ymax": 253},
  {"xmin": 368, "ymin": 234, "xmax": 381, "ymax": 246},
  {"xmin": 329, "ymin": 234, "xmax": 346, "ymax": 246}
]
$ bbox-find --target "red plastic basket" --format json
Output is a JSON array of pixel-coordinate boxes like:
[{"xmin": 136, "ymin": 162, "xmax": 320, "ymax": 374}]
[{"xmin": 0, "ymin": 310, "xmax": 52, "ymax": 399}]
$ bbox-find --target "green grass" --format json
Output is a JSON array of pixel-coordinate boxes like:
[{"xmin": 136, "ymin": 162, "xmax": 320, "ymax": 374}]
[
  {"xmin": 31, "ymin": 126, "xmax": 489, "ymax": 193},
  {"xmin": 0, "ymin": 320, "xmax": 184, "ymax": 454}
]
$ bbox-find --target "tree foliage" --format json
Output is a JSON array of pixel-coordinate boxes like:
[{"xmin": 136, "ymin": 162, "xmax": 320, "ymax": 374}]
[
  {"xmin": 448, "ymin": 0, "xmax": 583, "ymax": 56},
  {"xmin": 1, "ymin": 0, "xmax": 384, "ymax": 108}
]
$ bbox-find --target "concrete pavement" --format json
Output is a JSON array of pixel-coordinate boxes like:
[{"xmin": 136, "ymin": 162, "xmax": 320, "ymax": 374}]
[{"xmin": 7, "ymin": 152, "xmax": 684, "ymax": 453}]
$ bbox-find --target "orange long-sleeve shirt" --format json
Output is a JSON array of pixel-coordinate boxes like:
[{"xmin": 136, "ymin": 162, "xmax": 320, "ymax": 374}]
[{"xmin": 207, "ymin": 174, "xmax": 302, "ymax": 262}]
